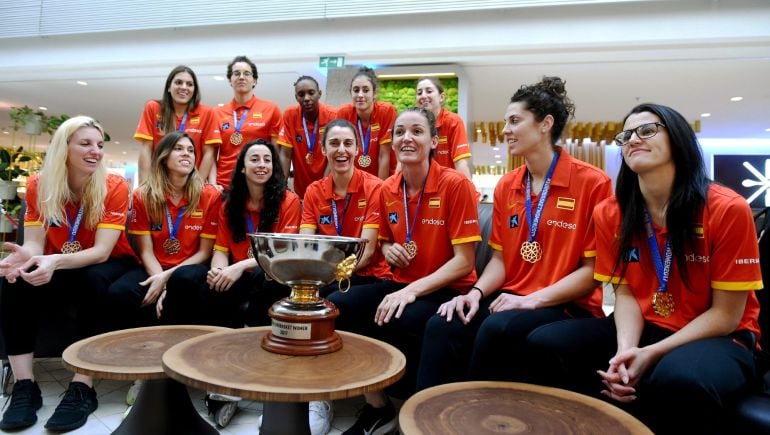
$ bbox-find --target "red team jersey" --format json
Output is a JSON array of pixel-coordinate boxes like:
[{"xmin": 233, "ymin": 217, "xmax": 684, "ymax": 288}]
[
  {"xmin": 489, "ymin": 150, "xmax": 611, "ymax": 318},
  {"xmin": 134, "ymin": 101, "xmax": 222, "ymax": 169},
  {"xmin": 433, "ymin": 108, "xmax": 472, "ymax": 168},
  {"xmin": 24, "ymin": 174, "xmax": 135, "ymax": 259},
  {"xmin": 301, "ymin": 169, "xmax": 391, "ymax": 280},
  {"xmin": 213, "ymin": 192, "xmax": 301, "ymax": 262},
  {"xmin": 216, "ymin": 96, "xmax": 282, "ymax": 188},
  {"xmin": 336, "ymin": 102, "xmax": 397, "ymax": 178},
  {"xmin": 593, "ymin": 184, "xmax": 763, "ymax": 337},
  {"xmin": 379, "ymin": 161, "xmax": 481, "ymax": 291},
  {"xmin": 277, "ymin": 104, "xmax": 338, "ymax": 198},
  {"xmin": 128, "ymin": 185, "xmax": 220, "ymax": 269}
]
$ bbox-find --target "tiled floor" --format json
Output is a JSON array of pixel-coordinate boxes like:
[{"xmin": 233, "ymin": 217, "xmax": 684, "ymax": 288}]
[{"xmin": 1, "ymin": 358, "xmax": 374, "ymax": 434}]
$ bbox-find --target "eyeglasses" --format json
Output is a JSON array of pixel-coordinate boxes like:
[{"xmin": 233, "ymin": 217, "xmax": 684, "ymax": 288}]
[
  {"xmin": 613, "ymin": 122, "xmax": 666, "ymax": 146},
  {"xmin": 232, "ymin": 71, "xmax": 253, "ymax": 78}
]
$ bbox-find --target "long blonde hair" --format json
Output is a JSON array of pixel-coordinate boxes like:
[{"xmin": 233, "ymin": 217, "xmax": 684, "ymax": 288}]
[
  {"xmin": 39, "ymin": 116, "xmax": 107, "ymax": 229},
  {"xmin": 138, "ymin": 131, "xmax": 202, "ymax": 225}
]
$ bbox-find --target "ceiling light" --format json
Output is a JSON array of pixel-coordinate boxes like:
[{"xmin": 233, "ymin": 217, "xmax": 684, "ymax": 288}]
[
  {"xmin": 700, "ymin": 113, "xmax": 711, "ymax": 117},
  {"xmin": 122, "ymin": 151, "xmax": 127, "ymax": 155},
  {"xmin": 114, "ymin": 141, "xmax": 120, "ymax": 144},
  {"xmin": 218, "ymin": 103, "xmax": 224, "ymax": 107},
  {"xmin": 2, "ymin": 131, "xmax": 8, "ymax": 135},
  {"xmin": 730, "ymin": 96, "xmax": 743, "ymax": 102},
  {"xmin": 766, "ymin": 128, "xmax": 770, "ymax": 132},
  {"xmin": 492, "ymin": 147, "xmax": 500, "ymax": 151},
  {"xmin": 213, "ymin": 76, "xmax": 225, "ymax": 81},
  {"xmin": 495, "ymin": 160, "xmax": 502, "ymax": 164},
  {"xmin": 494, "ymin": 155, "xmax": 501, "ymax": 158},
  {"xmin": 77, "ymin": 81, "xmax": 88, "ymax": 86},
  {"xmin": 38, "ymin": 106, "xmax": 48, "ymax": 111}
]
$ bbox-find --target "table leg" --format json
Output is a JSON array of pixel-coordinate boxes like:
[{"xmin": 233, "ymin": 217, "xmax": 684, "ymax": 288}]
[
  {"xmin": 261, "ymin": 401, "xmax": 311, "ymax": 435},
  {"xmin": 113, "ymin": 378, "xmax": 218, "ymax": 435}
]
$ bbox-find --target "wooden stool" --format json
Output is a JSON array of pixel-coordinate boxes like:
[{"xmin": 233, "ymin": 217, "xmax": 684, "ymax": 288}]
[
  {"xmin": 62, "ymin": 325, "xmax": 228, "ymax": 435},
  {"xmin": 163, "ymin": 326, "xmax": 406, "ymax": 435},
  {"xmin": 399, "ymin": 381, "xmax": 652, "ymax": 435}
]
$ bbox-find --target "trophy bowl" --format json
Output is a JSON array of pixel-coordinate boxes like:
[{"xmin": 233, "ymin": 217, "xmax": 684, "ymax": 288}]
[{"xmin": 249, "ymin": 232, "xmax": 367, "ymax": 355}]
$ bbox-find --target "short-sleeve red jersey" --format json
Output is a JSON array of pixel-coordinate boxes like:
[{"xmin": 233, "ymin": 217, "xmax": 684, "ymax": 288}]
[
  {"xmin": 489, "ymin": 149, "xmax": 611, "ymax": 317},
  {"xmin": 134, "ymin": 100, "xmax": 222, "ymax": 169},
  {"xmin": 379, "ymin": 160, "xmax": 481, "ymax": 291},
  {"xmin": 336, "ymin": 101, "xmax": 397, "ymax": 178},
  {"xmin": 433, "ymin": 108, "xmax": 471, "ymax": 168},
  {"xmin": 128, "ymin": 184, "xmax": 220, "ymax": 269},
  {"xmin": 213, "ymin": 191, "xmax": 300, "ymax": 262},
  {"xmin": 277, "ymin": 104, "xmax": 338, "ymax": 198},
  {"xmin": 593, "ymin": 184, "xmax": 762, "ymax": 337},
  {"xmin": 24, "ymin": 173, "xmax": 135, "ymax": 259},
  {"xmin": 301, "ymin": 169, "xmax": 391, "ymax": 280},
  {"xmin": 216, "ymin": 96, "xmax": 282, "ymax": 188}
]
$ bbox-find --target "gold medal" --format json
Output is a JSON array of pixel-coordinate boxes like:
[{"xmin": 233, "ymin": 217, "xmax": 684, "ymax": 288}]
[
  {"xmin": 358, "ymin": 155, "xmax": 372, "ymax": 168},
  {"xmin": 520, "ymin": 241, "xmax": 542, "ymax": 263},
  {"xmin": 247, "ymin": 246, "xmax": 254, "ymax": 259},
  {"xmin": 404, "ymin": 240, "xmax": 418, "ymax": 259},
  {"xmin": 305, "ymin": 152, "xmax": 314, "ymax": 164},
  {"xmin": 163, "ymin": 238, "xmax": 181, "ymax": 255},
  {"xmin": 61, "ymin": 241, "xmax": 82, "ymax": 254},
  {"xmin": 230, "ymin": 132, "xmax": 243, "ymax": 145},
  {"xmin": 652, "ymin": 292, "xmax": 675, "ymax": 317}
]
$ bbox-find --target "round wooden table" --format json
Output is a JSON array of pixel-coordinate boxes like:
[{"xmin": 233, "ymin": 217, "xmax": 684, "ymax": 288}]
[
  {"xmin": 162, "ymin": 326, "xmax": 406, "ymax": 435},
  {"xmin": 62, "ymin": 325, "xmax": 228, "ymax": 435},
  {"xmin": 399, "ymin": 381, "xmax": 652, "ymax": 435}
]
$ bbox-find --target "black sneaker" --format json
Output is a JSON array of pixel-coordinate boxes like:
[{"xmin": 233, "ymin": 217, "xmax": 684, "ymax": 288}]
[
  {"xmin": 342, "ymin": 401, "xmax": 397, "ymax": 435},
  {"xmin": 44, "ymin": 381, "xmax": 98, "ymax": 432},
  {"xmin": 0, "ymin": 379, "xmax": 42, "ymax": 430}
]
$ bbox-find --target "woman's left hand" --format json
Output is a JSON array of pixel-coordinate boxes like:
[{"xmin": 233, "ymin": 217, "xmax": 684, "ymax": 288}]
[
  {"xmin": 375, "ymin": 289, "xmax": 417, "ymax": 326},
  {"xmin": 488, "ymin": 292, "xmax": 538, "ymax": 313},
  {"xmin": 598, "ymin": 346, "xmax": 656, "ymax": 403},
  {"xmin": 155, "ymin": 289, "xmax": 167, "ymax": 319},
  {"xmin": 140, "ymin": 271, "xmax": 169, "ymax": 306},
  {"xmin": 18, "ymin": 255, "xmax": 59, "ymax": 286}
]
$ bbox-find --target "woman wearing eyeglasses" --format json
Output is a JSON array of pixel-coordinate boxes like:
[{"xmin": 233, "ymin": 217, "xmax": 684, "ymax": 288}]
[
  {"xmin": 527, "ymin": 103, "xmax": 762, "ymax": 434},
  {"xmin": 416, "ymin": 77, "xmax": 611, "ymax": 390},
  {"xmin": 135, "ymin": 65, "xmax": 222, "ymax": 184},
  {"xmin": 212, "ymin": 56, "xmax": 282, "ymax": 191}
]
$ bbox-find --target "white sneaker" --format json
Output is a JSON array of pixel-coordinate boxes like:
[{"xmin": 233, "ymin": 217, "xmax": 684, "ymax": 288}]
[
  {"xmin": 126, "ymin": 380, "xmax": 142, "ymax": 405},
  {"xmin": 309, "ymin": 400, "xmax": 333, "ymax": 435}
]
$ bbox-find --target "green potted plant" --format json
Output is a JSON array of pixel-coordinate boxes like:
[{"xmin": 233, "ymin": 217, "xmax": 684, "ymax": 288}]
[
  {"xmin": 8, "ymin": 105, "xmax": 47, "ymax": 136},
  {"xmin": 0, "ymin": 147, "xmax": 30, "ymax": 200}
]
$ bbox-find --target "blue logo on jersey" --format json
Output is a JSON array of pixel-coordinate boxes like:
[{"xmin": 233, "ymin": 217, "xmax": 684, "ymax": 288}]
[
  {"xmin": 155, "ymin": 121, "xmax": 162, "ymax": 130},
  {"xmin": 221, "ymin": 122, "xmax": 231, "ymax": 130},
  {"xmin": 509, "ymin": 215, "xmax": 519, "ymax": 228},
  {"xmin": 296, "ymin": 134, "xmax": 303, "ymax": 143},
  {"xmin": 150, "ymin": 223, "xmax": 163, "ymax": 231},
  {"xmin": 625, "ymin": 247, "xmax": 640, "ymax": 263},
  {"xmin": 319, "ymin": 215, "xmax": 332, "ymax": 225},
  {"xmin": 388, "ymin": 212, "xmax": 398, "ymax": 224}
]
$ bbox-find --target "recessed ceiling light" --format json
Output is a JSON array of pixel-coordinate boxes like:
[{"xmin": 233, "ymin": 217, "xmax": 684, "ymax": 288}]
[
  {"xmin": 766, "ymin": 128, "xmax": 770, "ymax": 132},
  {"xmin": 218, "ymin": 103, "xmax": 224, "ymax": 107},
  {"xmin": 122, "ymin": 151, "xmax": 127, "ymax": 155},
  {"xmin": 700, "ymin": 113, "xmax": 711, "ymax": 117},
  {"xmin": 213, "ymin": 76, "xmax": 225, "ymax": 81},
  {"xmin": 114, "ymin": 141, "xmax": 120, "ymax": 144},
  {"xmin": 492, "ymin": 147, "xmax": 499, "ymax": 151},
  {"xmin": 2, "ymin": 131, "xmax": 8, "ymax": 135},
  {"xmin": 495, "ymin": 160, "xmax": 502, "ymax": 164},
  {"xmin": 494, "ymin": 155, "xmax": 501, "ymax": 158},
  {"xmin": 77, "ymin": 81, "xmax": 88, "ymax": 86},
  {"xmin": 730, "ymin": 96, "xmax": 743, "ymax": 102},
  {"xmin": 38, "ymin": 106, "xmax": 48, "ymax": 111}
]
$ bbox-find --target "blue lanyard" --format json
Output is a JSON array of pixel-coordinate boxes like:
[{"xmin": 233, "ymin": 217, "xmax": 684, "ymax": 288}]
[
  {"xmin": 356, "ymin": 117, "xmax": 371, "ymax": 157},
  {"xmin": 643, "ymin": 208, "xmax": 672, "ymax": 293},
  {"xmin": 66, "ymin": 205, "xmax": 84, "ymax": 243},
  {"xmin": 165, "ymin": 205, "xmax": 186, "ymax": 240},
  {"xmin": 331, "ymin": 194, "xmax": 352, "ymax": 236},
  {"xmin": 302, "ymin": 114, "xmax": 319, "ymax": 155},
  {"xmin": 402, "ymin": 167, "xmax": 430, "ymax": 243},
  {"xmin": 524, "ymin": 152, "xmax": 559, "ymax": 243},
  {"xmin": 233, "ymin": 108, "xmax": 249, "ymax": 134},
  {"xmin": 177, "ymin": 113, "xmax": 188, "ymax": 132},
  {"xmin": 246, "ymin": 213, "xmax": 258, "ymax": 233}
]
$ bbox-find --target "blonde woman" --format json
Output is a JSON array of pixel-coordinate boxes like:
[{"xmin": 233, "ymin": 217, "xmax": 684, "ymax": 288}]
[{"xmin": 0, "ymin": 116, "xmax": 137, "ymax": 432}]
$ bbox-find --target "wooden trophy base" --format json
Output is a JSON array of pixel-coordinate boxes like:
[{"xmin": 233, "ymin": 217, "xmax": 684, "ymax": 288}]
[{"xmin": 261, "ymin": 298, "xmax": 343, "ymax": 356}]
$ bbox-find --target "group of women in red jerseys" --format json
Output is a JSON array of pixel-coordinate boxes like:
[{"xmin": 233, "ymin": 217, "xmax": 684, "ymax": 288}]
[{"xmin": 0, "ymin": 56, "xmax": 763, "ymax": 435}]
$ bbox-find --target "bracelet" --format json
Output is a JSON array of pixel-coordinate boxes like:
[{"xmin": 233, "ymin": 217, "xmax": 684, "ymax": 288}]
[{"xmin": 470, "ymin": 286, "xmax": 484, "ymax": 298}]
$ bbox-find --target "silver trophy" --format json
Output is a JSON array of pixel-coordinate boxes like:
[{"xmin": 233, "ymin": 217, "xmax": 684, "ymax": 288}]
[{"xmin": 249, "ymin": 233, "xmax": 366, "ymax": 355}]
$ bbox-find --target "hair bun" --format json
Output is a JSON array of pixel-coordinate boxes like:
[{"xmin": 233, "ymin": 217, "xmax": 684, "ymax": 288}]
[{"xmin": 540, "ymin": 76, "xmax": 567, "ymax": 97}]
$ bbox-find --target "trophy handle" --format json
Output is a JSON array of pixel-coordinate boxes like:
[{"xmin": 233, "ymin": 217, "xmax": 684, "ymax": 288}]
[{"xmin": 335, "ymin": 255, "xmax": 358, "ymax": 293}]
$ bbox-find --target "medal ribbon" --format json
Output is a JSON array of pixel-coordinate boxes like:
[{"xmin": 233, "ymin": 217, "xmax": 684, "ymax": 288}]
[
  {"xmin": 232, "ymin": 108, "xmax": 249, "ymax": 135},
  {"xmin": 177, "ymin": 112, "xmax": 188, "ymax": 132},
  {"xmin": 356, "ymin": 117, "xmax": 372, "ymax": 158},
  {"xmin": 246, "ymin": 213, "xmax": 258, "ymax": 233},
  {"xmin": 165, "ymin": 205, "xmax": 186, "ymax": 241},
  {"xmin": 331, "ymin": 194, "xmax": 352, "ymax": 236},
  {"xmin": 302, "ymin": 114, "xmax": 319, "ymax": 157},
  {"xmin": 643, "ymin": 208, "xmax": 672, "ymax": 294},
  {"xmin": 524, "ymin": 152, "xmax": 559, "ymax": 243},
  {"xmin": 66, "ymin": 205, "xmax": 85, "ymax": 243},
  {"xmin": 402, "ymin": 166, "xmax": 431, "ymax": 244}
]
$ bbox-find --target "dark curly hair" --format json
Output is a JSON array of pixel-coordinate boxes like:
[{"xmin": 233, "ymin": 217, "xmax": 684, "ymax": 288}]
[
  {"xmin": 510, "ymin": 76, "xmax": 575, "ymax": 145},
  {"xmin": 225, "ymin": 139, "xmax": 287, "ymax": 242}
]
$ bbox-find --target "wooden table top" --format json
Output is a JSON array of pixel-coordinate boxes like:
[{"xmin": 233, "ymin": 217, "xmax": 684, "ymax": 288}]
[
  {"xmin": 399, "ymin": 381, "xmax": 652, "ymax": 435},
  {"xmin": 62, "ymin": 325, "xmax": 228, "ymax": 381},
  {"xmin": 162, "ymin": 327, "xmax": 406, "ymax": 402}
]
